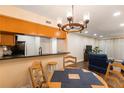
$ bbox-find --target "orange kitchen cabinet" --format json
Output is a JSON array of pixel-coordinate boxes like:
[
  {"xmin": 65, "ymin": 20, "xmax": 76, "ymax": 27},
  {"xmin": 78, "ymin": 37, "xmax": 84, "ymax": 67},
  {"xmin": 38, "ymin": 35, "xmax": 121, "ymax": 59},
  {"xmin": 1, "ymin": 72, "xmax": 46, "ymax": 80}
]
[
  {"xmin": 37, "ymin": 24, "xmax": 67, "ymax": 39},
  {"xmin": 0, "ymin": 32, "xmax": 15, "ymax": 46},
  {"xmin": 0, "ymin": 15, "xmax": 66, "ymax": 39},
  {"xmin": 0, "ymin": 15, "xmax": 37, "ymax": 36}
]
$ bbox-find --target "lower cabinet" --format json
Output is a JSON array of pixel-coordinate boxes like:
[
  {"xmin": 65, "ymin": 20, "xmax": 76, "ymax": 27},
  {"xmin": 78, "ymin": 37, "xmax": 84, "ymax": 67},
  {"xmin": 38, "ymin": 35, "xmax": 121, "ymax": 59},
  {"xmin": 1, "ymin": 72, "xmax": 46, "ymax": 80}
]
[{"xmin": 0, "ymin": 32, "xmax": 15, "ymax": 46}]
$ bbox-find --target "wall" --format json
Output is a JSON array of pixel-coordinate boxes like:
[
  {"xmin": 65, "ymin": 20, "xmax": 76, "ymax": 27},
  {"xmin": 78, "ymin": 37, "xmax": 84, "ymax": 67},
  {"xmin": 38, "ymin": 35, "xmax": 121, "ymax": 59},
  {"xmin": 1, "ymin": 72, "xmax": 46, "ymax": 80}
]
[
  {"xmin": 0, "ymin": 46, "xmax": 3, "ymax": 58},
  {"xmin": 17, "ymin": 35, "xmax": 38, "ymax": 56},
  {"xmin": 98, "ymin": 39, "xmax": 114, "ymax": 58},
  {"xmin": 34, "ymin": 37, "xmax": 41, "ymax": 55},
  {"xmin": 0, "ymin": 55, "xmax": 65, "ymax": 88},
  {"xmin": 50, "ymin": 38, "xmax": 57, "ymax": 53},
  {"xmin": 98, "ymin": 38, "xmax": 124, "ymax": 60},
  {"xmin": 40, "ymin": 37, "xmax": 52, "ymax": 54},
  {"xmin": 67, "ymin": 33, "xmax": 98, "ymax": 62},
  {"xmin": 0, "ymin": 6, "xmax": 57, "ymax": 28},
  {"xmin": 17, "ymin": 35, "xmax": 63, "ymax": 55},
  {"xmin": 57, "ymin": 39, "xmax": 67, "ymax": 52}
]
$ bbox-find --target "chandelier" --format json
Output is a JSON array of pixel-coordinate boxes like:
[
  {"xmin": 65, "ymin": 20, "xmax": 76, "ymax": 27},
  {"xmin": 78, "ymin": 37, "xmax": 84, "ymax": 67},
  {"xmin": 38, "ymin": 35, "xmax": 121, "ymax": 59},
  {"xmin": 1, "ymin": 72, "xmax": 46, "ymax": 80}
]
[{"xmin": 57, "ymin": 5, "xmax": 90, "ymax": 33}]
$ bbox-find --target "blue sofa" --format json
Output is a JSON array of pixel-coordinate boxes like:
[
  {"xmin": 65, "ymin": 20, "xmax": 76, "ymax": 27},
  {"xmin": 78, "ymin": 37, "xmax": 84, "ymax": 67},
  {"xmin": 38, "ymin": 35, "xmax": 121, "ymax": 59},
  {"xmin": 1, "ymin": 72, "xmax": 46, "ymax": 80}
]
[{"xmin": 88, "ymin": 53, "xmax": 109, "ymax": 74}]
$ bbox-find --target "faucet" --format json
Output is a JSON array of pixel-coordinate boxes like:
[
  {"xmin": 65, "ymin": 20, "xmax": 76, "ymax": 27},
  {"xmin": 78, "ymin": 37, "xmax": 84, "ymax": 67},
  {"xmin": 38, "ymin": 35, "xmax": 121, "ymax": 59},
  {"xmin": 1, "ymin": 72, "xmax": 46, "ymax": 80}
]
[{"xmin": 39, "ymin": 47, "xmax": 42, "ymax": 55}]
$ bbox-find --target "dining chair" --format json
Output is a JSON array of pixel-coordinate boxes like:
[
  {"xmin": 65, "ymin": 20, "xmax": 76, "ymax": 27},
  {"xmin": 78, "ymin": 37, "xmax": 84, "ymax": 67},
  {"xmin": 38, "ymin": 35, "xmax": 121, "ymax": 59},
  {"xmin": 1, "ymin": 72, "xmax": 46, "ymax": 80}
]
[
  {"xmin": 63, "ymin": 55, "xmax": 79, "ymax": 69},
  {"xmin": 29, "ymin": 60, "xmax": 61, "ymax": 88},
  {"xmin": 105, "ymin": 63, "xmax": 124, "ymax": 88},
  {"xmin": 29, "ymin": 60, "xmax": 48, "ymax": 88},
  {"xmin": 47, "ymin": 61, "xmax": 57, "ymax": 72}
]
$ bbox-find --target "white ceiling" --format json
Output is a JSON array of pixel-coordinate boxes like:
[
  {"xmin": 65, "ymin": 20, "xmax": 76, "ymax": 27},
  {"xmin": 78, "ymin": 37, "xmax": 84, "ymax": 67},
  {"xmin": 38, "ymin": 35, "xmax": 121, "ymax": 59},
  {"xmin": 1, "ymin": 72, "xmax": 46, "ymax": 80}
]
[{"xmin": 15, "ymin": 5, "xmax": 124, "ymax": 38}]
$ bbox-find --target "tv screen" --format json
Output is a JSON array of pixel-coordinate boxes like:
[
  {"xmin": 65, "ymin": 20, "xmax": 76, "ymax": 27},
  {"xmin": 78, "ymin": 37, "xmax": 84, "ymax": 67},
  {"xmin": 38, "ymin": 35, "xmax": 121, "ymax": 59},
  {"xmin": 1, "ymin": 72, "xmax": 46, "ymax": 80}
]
[{"xmin": 86, "ymin": 45, "xmax": 92, "ymax": 53}]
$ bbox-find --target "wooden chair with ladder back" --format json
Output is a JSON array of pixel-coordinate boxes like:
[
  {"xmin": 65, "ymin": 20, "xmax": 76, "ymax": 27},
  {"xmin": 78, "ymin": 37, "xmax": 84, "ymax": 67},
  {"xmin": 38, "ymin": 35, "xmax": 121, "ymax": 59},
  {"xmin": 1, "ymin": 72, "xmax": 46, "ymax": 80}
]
[
  {"xmin": 105, "ymin": 63, "xmax": 124, "ymax": 88},
  {"xmin": 63, "ymin": 55, "xmax": 79, "ymax": 69},
  {"xmin": 29, "ymin": 60, "xmax": 61, "ymax": 88}
]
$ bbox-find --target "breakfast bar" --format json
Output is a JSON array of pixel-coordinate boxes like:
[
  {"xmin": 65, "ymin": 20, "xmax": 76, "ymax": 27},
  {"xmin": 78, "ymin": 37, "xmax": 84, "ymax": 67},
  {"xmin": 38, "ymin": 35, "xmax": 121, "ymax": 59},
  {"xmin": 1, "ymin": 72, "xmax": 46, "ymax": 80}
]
[{"xmin": 0, "ymin": 52, "xmax": 69, "ymax": 87}]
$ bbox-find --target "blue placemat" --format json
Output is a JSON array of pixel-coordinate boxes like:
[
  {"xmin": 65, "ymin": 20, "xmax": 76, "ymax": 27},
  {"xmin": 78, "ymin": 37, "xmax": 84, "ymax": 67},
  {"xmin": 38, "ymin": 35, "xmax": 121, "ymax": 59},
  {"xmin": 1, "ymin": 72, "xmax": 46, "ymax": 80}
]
[{"xmin": 51, "ymin": 69, "xmax": 103, "ymax": 88}]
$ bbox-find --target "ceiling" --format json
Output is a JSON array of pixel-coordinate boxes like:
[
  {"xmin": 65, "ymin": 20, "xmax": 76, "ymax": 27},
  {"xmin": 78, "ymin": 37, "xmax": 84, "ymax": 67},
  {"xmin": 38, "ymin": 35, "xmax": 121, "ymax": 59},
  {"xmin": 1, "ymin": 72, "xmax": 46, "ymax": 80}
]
[{"xmin": 15, "ymin": 5, "xmax": 124, "ymax": 38}]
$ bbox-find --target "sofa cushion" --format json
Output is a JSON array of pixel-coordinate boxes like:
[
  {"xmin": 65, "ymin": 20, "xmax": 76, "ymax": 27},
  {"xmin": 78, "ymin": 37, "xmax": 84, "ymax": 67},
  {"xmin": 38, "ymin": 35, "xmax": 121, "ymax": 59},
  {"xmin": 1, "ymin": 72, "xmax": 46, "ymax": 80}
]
[{"xmin": 88, "ymin": 53, "xmax": 109, "ymax": 74}]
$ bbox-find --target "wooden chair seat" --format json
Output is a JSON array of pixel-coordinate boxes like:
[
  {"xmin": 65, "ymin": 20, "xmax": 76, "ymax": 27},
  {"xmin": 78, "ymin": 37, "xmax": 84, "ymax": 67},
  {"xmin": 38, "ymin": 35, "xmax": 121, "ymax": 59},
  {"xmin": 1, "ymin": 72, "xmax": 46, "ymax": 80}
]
[
  {"xmin": 65, "ymin": 65, "xmax": 80, "ymax": 69},
  {"xmin": 47, "ymin": 82, "xmax": 61, "ymax": 88},
  {"xmin": 48, "ymin": 62, "xmax": 57, "ymax": 65},
  {"xmin": 47, "ymin": 62, "xmax": 58, "ymax": 72}
]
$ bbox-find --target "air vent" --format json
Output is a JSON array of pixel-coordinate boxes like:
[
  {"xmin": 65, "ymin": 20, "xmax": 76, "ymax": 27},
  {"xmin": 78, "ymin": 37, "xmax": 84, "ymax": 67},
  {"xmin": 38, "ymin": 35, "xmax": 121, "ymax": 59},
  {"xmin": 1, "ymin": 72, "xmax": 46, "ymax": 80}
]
[{"xmin": 46, "ymin": 20, "xmax": 52, "ymax": 24}]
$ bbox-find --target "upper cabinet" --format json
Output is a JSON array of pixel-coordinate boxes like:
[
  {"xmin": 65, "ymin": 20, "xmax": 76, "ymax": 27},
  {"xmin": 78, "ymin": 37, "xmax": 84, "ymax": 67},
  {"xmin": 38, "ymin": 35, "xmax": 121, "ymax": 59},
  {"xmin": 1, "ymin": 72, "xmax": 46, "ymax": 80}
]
[
  {"xmin": 0, "ymin": 15, "xmax": 67, "ymax": 39},
  {"xmin": 0, "ymin": 32, "xmax": 15, "ymax": 46},
  {"xmin": 37, "ymin": 24, "xmax": 67, "ymax": 38},
  {"xmin": 0, "ymin": 15, "xmax": 38, "ymax": 36}
]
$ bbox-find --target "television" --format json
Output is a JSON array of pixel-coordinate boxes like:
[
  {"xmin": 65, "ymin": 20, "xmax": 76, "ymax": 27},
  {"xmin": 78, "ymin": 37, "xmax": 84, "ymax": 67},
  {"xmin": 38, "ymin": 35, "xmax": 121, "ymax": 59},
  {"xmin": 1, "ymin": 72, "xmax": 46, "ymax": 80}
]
[
  {"xmin": 84, "ymin": 45, "xmax": 92, "ymax": 61},
  {"xmin": 86, "ymin": 45, "xmax": 92, "ymax": 53}
]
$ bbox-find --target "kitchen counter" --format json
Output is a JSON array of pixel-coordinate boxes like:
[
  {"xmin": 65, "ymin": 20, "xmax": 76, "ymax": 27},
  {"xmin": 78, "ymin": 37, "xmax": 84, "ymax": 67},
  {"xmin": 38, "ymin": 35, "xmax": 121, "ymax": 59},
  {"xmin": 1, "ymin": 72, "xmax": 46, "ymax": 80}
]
[
  {"xmin": 0, "ymin": 52, "xmax": 70, "ymax": 60},
  {"xmin": 0, "ymin": 51, "xmax": 69, "ymax": 87}
]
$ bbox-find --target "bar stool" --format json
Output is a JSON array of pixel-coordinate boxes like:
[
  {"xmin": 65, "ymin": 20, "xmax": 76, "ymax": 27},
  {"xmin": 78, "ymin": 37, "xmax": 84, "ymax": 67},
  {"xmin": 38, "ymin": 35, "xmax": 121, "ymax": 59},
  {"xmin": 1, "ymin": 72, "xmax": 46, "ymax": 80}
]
[{"xmin": 47, "ymin": 62, "xmax": 57, "ymax": 72}]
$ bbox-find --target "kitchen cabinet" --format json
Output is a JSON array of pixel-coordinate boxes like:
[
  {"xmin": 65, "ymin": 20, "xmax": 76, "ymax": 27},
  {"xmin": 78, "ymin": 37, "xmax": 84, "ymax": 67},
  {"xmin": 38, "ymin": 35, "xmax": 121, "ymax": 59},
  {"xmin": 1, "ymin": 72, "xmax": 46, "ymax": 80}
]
[
  {"xmin": 0, "ymin": 32, "xmax": 15, "ymax": 46},
  {"xmin": 37, "ymin": 24, "xmax": 66, "ymax": 38},
  {"xmin": 0, "ymin": 15, "xmax": 37, "ymax": 36},
  {"xmin": 0, "ymin": 15, "xmax": 67, "ymax": 39}
]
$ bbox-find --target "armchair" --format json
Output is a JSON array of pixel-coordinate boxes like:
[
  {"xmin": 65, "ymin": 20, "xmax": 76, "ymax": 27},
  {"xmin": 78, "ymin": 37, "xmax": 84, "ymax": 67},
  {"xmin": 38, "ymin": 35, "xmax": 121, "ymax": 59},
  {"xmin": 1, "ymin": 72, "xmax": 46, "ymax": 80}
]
[{"xmin": 88, "ymin": 53, "xmax": 109, "ymax": 74}]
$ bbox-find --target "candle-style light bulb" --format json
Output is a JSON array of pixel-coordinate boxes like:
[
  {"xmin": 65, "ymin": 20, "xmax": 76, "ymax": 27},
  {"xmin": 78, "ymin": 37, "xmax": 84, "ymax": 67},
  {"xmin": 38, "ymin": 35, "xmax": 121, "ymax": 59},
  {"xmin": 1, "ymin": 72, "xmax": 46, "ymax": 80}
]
[
  {"xmin": 83, "ymin": 12, "xmax": 90, "ymax": 24},
  {"xmin": 57, "ymin": 20, "xmax": 62, "ymax": 24},
  {"xmin": 57, "ymin": 19, "xmax": 62, "ymax": 27},
  {"xmin": 67, "ymin": 12, "xmax": 72, "ymax": 18},
  {"xmin": 67, "ymin": 11, "xmax": 73, "ymax": 22}
]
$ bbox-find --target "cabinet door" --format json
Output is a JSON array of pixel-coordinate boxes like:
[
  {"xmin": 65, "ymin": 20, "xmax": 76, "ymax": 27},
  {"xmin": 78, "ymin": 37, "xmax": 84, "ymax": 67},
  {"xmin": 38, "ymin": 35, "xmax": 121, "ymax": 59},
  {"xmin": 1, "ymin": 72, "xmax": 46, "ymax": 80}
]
[
  {"xmin": 0, "ymin": 15, "xmax": 37, "ymax": 36},
  {"xmin": 0, "ymin": 33, "xmax": 15, "ymax": 46},
  {"xmin": 0, "ymin": 33, "xmax": 1, "ymax": 44},
  {"xmin": 37, "ymin": 24, "xmax": 67, "ymax": 39}
]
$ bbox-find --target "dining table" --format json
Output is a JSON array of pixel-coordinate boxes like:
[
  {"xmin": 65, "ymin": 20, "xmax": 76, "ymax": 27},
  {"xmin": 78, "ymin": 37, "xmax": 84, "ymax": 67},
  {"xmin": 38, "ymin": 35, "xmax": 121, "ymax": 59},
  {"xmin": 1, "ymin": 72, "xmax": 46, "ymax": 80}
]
[{"xmin": 47, "ymin": 68, "xmax": 108, "ymax": 88}]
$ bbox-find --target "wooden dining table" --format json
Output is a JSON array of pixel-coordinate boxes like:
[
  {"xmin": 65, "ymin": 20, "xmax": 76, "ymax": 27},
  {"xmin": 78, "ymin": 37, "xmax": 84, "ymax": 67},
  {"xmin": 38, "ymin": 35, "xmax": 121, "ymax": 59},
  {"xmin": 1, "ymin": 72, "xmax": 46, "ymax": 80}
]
[{"xmin": 47, "ymin": 69, "xmax": 108, "ymax": 88}]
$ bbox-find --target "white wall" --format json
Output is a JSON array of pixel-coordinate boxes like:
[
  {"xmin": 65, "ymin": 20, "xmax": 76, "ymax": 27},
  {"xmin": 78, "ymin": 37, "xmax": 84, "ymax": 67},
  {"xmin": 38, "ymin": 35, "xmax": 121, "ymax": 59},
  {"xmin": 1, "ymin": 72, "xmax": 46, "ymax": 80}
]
[
  {"xmin": 51, "ymin": 38, "xmax": 57, "ymax": 53},
  {"xmin": 0, "ymin": 46, "xmax": 3, "ymax": 58},
  {"xmin": 0, "ymin": 6, "xmax": 57, "ymax": 27},
  {"xmin": 57, "ymin": 39, "xmax": 67, "ymax": 52},
  {"xmin": 67, "ymin": 33, "xmax": 98, "ymax": 62},
  {"xmin": 17, "ymin": 35, "xmax": 38, "ymax": 56},
  {"xmin": 40, "ymin": 37, "xmax": 51, "ymax": 54},
  {"xmin": 34, "ymin": 37, "xmax": 41, "ymax": 55},
  {"xmin": 17, "ymin": 35, "xmax": 59, "ymax": 55},
  {"xmin": 98, "ymin": 39, "xmax": 124, "ymax": 60}
]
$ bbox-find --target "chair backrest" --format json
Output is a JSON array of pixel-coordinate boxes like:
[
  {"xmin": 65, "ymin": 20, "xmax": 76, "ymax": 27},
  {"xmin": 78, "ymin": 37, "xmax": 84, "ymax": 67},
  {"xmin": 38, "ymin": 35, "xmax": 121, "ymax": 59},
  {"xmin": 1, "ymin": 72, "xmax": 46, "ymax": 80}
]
[
  {"xmin": 105, "ymin": 63, "xmax": 124, "ymax": 88},
  {"xmin": 29, "ymin": 60, "xmax": 47, "ymax": 88},
  {"xmin": 89, "ymin": 53, "xmax": 108, "ymax": 68},
  {"xmin": 63, "ymin": 55, "xmax": 77, "ymax": 69}
]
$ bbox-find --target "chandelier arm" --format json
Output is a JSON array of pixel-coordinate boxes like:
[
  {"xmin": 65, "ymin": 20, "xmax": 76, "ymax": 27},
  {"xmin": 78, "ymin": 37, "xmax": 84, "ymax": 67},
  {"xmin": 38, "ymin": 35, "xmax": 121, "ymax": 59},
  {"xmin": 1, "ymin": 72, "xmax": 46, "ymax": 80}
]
[
  {"xmin": 61, "ymin": 23, "xmax": 84, "ymax": 32},
  {"xmin": 57, "ymin": 5, "xmax": 89, "ymax": 33}
]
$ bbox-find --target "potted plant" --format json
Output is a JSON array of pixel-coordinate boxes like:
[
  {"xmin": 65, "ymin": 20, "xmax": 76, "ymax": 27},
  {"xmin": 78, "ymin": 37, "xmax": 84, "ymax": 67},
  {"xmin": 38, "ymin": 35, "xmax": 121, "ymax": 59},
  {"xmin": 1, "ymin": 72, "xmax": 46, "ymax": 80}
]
[{"xmin": 92, "ymin": 46, "xmax": 102, "ymax": 54}]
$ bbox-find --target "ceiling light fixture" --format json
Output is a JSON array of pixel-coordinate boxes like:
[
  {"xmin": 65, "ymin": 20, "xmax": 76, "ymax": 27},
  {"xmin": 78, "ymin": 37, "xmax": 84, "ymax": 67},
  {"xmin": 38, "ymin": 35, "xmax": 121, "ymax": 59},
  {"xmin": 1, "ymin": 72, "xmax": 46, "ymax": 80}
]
[
  {"xmin": 113, "ymin": 11, "xmax": 120, "ymax": 16},
  {"xmin": 57, "ymin": 5, "xmax": 90, "ymax": 33},
  {"xmin": 120, "ymin": 23, "xmax": 124, "ymax": 27},
  {"xmin": 93, "ymin": 34, "xmax": 97, "ymax": 36}
]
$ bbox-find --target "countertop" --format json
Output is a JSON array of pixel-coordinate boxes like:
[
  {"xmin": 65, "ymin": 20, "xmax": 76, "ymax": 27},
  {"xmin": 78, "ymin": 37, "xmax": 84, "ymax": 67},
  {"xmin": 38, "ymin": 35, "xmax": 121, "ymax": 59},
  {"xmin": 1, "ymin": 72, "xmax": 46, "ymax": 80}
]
[{"xmin": 0, "ymin": 52, "xmax": 70, "ymax": 60}]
